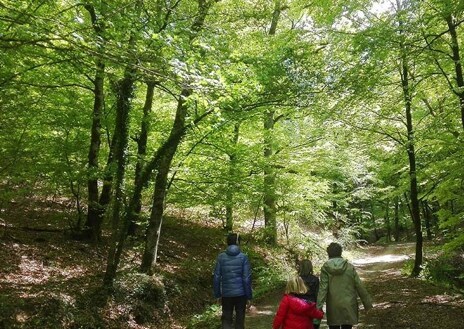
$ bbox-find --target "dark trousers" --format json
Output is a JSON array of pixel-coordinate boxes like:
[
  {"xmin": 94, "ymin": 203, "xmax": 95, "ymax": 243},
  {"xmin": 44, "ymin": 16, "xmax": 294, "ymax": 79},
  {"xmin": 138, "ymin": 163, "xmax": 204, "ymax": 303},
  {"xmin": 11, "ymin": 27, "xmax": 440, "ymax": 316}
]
[
  {"xmin": 329, "ymin": 326, "xmax": 352, "ymax": 329},
  {"xmin": 221, "ymin": 295, "xmax": 247, "ymax": 329}
]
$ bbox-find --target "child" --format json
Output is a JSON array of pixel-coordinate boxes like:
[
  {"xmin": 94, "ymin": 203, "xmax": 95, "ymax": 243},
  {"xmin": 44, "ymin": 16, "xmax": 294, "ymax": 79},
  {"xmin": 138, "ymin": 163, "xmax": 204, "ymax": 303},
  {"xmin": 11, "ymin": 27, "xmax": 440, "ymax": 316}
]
[
  {"xmin": 273, "ymin": 276, "xmax": 324, "ymax": 329},
  {"xmin": 298, "ymin": 259, "xmax": 321, "ymax": 329}
]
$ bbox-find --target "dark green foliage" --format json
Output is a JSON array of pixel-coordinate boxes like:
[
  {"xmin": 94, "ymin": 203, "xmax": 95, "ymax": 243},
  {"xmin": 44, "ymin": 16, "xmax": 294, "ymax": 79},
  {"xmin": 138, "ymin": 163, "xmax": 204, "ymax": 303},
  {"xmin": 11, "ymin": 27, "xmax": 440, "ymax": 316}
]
[
  {"xmin": 113, "ymin": 272, "xmax": 167, "ymax": 324},
  {"xmin": 187, "ymin": 304, "xmax": 222, "ymax": 329},
  {"xmin": 424, "ymin": 252, "xmax": 464, "ymax": 290}
]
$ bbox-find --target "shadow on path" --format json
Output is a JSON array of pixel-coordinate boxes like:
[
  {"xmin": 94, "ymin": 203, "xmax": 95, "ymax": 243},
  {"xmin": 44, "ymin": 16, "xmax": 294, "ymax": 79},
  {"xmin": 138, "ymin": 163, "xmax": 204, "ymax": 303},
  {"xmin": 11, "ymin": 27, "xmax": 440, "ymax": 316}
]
[{"xmin": 245, "ymin": 243, "xmax": 464, "ymax": 329}]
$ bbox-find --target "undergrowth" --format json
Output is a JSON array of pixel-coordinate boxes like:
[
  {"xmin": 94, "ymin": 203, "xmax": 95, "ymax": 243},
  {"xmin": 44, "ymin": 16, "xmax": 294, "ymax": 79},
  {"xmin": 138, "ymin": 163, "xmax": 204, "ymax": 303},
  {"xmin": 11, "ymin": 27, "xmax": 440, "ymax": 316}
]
[
  {"xmin": 401, "ymin": 243, "xmax": 464, "ymax": 291},
  {"xmin": 186, "ymin": 235, "xmax": 295, "ymax": 329}
]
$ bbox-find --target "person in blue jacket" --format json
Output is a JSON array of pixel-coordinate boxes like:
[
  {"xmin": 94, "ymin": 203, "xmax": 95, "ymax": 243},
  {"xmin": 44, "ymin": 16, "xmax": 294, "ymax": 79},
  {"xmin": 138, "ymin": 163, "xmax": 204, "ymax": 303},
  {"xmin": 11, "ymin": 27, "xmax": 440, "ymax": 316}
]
[{"xmin": 213, "ymin": 232, "xmax": 252, "ymax": 329}]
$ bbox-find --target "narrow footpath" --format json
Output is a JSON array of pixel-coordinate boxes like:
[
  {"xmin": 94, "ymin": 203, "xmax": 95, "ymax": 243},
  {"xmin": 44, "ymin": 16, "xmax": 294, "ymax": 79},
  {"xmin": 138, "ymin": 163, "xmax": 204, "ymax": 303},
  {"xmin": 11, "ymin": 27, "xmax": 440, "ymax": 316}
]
[{"xmin": 245, "ymin": 243, "xmax": 464, "ymax": 328}]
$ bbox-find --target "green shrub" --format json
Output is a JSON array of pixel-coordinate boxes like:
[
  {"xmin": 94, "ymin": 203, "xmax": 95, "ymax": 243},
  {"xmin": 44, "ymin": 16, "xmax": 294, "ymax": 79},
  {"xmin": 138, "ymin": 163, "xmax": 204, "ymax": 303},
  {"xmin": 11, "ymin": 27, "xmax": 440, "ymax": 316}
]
[
  {"xmin": 423, "ymin": 252, "xmax": 464, "ymax": 289},
  {"xmin": 187, "ymin": 304, "xmax": 221, "ymax": 329},
  {"xmin": 115, "ymin": 272, "xmax": 166, "ymax": 308}
]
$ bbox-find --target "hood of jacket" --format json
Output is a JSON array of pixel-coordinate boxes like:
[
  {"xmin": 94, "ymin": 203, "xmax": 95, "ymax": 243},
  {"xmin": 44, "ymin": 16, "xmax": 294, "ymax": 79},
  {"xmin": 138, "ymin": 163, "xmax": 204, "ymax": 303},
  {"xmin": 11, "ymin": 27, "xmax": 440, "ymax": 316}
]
[
  {"xmin": 324, "ymin": 257, "xmax": 348, "ymax": 275},
  {"xmin": 226, "ymin": 244, "xmax": 241, "ymax": 256}
]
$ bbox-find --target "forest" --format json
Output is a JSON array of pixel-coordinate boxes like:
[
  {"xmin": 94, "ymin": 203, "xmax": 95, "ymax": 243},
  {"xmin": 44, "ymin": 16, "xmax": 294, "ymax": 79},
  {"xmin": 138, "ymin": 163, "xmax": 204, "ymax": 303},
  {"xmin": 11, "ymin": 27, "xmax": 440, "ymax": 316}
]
[{"xmin": 1, "ymin": 0, "xmax": 464, "ymax": 328}]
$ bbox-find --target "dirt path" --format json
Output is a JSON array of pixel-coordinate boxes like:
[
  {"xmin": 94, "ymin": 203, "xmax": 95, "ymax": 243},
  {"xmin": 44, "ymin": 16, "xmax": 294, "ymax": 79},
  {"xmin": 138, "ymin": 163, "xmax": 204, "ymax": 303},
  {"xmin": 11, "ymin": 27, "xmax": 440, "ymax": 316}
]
[{"xmin": 246, "ymin": 243, "xmax": 464, "ymax": 328}]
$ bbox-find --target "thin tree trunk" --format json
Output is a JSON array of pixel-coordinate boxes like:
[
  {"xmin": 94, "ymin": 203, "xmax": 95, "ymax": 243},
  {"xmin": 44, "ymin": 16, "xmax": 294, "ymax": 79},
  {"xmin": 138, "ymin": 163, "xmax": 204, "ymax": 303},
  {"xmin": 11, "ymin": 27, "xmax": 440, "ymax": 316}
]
[
  {"xmin": 103, "ymin": 63, "xmax": 136, "ymax": 286},
  {"xmin": 262, "ymin": 0, "xmax": 282, "ymax": 245},
  {"xmin": 402, "ymin": 63, "xmax": 423, "ymax": 277},
  {"xmin": 397, "ymin": 0, "xmax": 422, "ymax": 277},
  {"xmin": 370, "ymin": 202, "xmax": 379, "ymax": 242},
  {"xmin": 394, "ymin": 196, "xmax": 400, "ymax": 242},
  {"xmin": 140, "ymin": 156, "xmax": 171, "ymax": 274},
  {"xmin": 225, "ymin": 123, "xmax": 240, "ymax": 232},
  {"xmin": 402, "ymin": 194, "xmax": 412, "ymax": 241},
  {"xmin": 139, "ymin": 0, "xmax": 215, "ymax": 274},
  {"xmin": 385, "ymin": 200, "xmax": 391, "ymax": 243},
  {"xmin": 400, "ymin": 40, "xmax": 423, "ymax": 278},
  {"xmin": 127, "ymin": 81, "xmax": 157, "ymax": 236},
  {"xmin": 98, "ymin": 148, "xmax": 114, "ymax": 213},
  {"xmin": 422, "ymin": 200, "xmax": 432, "ymax": 240},
  {"xmin": 83, "ymin": 4, "xmax": 106, "ymax": 242},
  {"xmin": 140, "ymin": 88, "xmax": 192, "ymax": 274}
]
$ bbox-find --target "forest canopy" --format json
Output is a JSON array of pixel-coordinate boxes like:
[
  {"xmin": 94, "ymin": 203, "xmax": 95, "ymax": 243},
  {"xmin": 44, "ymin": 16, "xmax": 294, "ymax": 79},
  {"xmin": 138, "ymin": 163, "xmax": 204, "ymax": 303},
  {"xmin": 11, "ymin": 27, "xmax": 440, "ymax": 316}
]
[{"xmin": 1, "ymin": 0, "xmax": 464, "ymax": 284}]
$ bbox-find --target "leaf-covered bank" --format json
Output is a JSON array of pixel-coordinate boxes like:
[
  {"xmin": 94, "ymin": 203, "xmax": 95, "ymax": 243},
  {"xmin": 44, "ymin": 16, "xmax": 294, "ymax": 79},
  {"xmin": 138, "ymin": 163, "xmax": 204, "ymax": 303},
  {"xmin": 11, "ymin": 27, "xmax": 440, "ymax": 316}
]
[{"xmin": 0, "ymin": 198, "xmax": 296, "ymax": 328}]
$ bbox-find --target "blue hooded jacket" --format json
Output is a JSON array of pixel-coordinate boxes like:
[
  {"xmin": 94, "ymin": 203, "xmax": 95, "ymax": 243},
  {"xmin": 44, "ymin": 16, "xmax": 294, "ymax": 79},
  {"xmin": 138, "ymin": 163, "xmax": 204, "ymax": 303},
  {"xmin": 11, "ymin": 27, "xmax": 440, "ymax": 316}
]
[{"xmin": 213, "ymin": 244, "xmax": 252, "ymax": 299}]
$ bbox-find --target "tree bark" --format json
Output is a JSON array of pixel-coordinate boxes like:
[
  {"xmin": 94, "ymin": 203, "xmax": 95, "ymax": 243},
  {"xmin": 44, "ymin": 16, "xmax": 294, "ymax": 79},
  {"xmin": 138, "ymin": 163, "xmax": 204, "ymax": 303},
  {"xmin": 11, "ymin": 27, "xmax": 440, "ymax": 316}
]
[
  {"xmin": 400, "ymin": 43, "xmax": 423, "ymax": 278},
  {"xmin": 397, "ymin": 0, "xmax": 422, "ymax": 277},
  {"xmin": 225, "ymin": 123, "xmax": 240, "ymax": 232},
  {"xmin": 421, "ymin": 200, "xmax": 432, "ymax": 240},
  {"xmin": 140, "ymin": 88, "xmax": 192, "ymax": 274},
  {"xmin": 385, "ymin": 200, "xmax": 391, "ymax": 243},
  {"xmin": 139, "ymin": 0, "xmax": 217, "ymax": 274},
  {"xmin": 127, "ymin": 81, "xmax": 157, "ymax": 236},
  {"xmin": 394, "ymin": 196, "xmax": 400, "ymax": 242},
  {"xmin": 83, "ymin": 4, "xmax": 106, "ymax": 242},
  {"xmin": 103, "ymin": 64, "xmax": 136, "ymax": 286},
  {"xmin": 262, "ymin": 0, "xmax": 282, "ymax": 245}
]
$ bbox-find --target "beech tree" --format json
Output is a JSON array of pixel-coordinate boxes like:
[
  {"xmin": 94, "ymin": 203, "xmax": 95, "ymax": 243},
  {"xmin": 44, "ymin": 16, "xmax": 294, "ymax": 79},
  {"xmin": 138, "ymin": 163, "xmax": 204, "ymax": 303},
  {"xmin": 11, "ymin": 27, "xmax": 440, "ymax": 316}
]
[{"xmin": 2, "ymin": 0, "xmax": 464, "ymax": 285}]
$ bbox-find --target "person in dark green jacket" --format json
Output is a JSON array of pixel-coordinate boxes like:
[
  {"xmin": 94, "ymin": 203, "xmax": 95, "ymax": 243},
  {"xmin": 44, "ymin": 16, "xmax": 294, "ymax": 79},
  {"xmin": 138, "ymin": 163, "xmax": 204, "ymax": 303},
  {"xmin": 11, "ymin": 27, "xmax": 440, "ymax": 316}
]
[{"xmin": 316, "ymin": 242, "xmax": 373, "ymax": 329}]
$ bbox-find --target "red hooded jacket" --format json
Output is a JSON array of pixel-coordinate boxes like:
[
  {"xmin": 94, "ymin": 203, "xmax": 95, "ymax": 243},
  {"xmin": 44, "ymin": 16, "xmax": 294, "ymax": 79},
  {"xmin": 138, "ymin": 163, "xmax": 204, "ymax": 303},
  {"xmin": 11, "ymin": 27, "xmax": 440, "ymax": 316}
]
[{"xmin": 273, "ymin": 294, "xmax": 324, "ymax": 329}]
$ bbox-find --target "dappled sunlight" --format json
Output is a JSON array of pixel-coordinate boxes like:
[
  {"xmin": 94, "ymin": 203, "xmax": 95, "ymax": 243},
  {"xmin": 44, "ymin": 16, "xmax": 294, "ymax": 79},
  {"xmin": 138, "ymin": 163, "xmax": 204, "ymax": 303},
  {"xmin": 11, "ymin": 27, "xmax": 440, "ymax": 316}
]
[
  {"xmin": 359, "ymin": 267, "xmax": 403, "ymax": 281},
  {"xmin": 353, "ymin": 254, "xmax": 410, "ymax": 265},
  {"xmin": 1, "ymin": 253, "xmax": 89, "ymax": 287},
  {"xmin": 247, "ymin": 304, "xmax": 276, "ymax": 316},
  {"xmin": 357, "ymin": 324, "xmax": 377, "ymax": 328},
  {"xmin": 371, "ymin": 301, "xmax": 404, "ymax": 310},
  {"xmin": 245, "ymin": 290, "xmax": 281, "ymax": 328},
  {"xmin": 421, "ymin": 294, "xmax": 464, "ymax": 306},
  {"xmin": 0, "ymin": 244, "xmax": 88, "ymax": 286}
]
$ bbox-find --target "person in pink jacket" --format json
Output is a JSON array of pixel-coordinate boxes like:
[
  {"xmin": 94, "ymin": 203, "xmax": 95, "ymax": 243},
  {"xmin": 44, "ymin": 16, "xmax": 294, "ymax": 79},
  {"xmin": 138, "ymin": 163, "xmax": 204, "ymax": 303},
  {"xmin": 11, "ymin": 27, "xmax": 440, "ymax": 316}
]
[{"xmin": 273, "ymin": 276, "xmax": 324, "ymax": 329}]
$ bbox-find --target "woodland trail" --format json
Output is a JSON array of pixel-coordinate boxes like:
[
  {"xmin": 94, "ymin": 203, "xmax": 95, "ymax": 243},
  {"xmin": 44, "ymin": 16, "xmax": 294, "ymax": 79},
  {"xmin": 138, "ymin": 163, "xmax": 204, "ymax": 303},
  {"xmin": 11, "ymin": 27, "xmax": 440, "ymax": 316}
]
[{"xmin": 245, "ymin": 243, "xmax": 464, "ymax": 328}]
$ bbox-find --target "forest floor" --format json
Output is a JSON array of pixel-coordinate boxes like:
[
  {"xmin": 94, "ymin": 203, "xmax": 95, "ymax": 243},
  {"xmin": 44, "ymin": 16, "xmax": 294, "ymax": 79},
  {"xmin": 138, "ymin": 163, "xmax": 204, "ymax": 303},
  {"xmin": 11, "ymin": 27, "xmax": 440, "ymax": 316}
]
[
  {"xmin": 1, "ymin": 198, "xmax": 464, "ymax": 328},
  {"xmin": 246, "ymin": 242, "xmax": 464, "ymax": 328},
  {"xmin": 0, "ymin": 198, "xmax": 226, "ymax": 328}
]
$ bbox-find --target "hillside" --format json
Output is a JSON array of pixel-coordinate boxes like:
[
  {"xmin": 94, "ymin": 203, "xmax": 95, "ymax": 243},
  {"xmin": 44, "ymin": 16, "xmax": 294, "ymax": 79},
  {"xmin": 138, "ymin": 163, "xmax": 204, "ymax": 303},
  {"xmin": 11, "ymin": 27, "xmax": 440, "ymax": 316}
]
[
  {"xmin": 4, "ymin": 198, "xmax": 463, "ymax": 329},
  {"xmin": 0, "ymin": 198, "xmax": 272, "ymax": 329}
]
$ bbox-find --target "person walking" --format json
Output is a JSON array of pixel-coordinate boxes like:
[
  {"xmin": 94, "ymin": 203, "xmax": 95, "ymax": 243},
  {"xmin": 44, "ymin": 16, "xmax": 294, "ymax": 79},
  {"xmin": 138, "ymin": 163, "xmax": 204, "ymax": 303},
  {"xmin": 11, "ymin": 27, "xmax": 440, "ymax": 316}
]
[
  {"xmin": 273, "ymin": 276, "xmax": 324, "ymax": 329},
  {"xmin": 317, "ymin": 242, "xmax": 373, "ymax": 329},
  {"xmin": 298, "ymin": 259, "xmax": 320, "ymax": 329},
  {"xmin": 213, "ymin": 233, "xmax": 252, "ymax": 329}
]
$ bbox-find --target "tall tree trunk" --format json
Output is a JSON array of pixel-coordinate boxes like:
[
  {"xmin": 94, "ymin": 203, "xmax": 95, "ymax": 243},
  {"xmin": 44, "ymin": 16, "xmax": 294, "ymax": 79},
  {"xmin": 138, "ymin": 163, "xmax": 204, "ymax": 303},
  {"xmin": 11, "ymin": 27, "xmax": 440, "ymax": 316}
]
[
  {"xmin": 445, "ymin": 14, "xmax": 464, "ymax": 130},
  {"xmin": 123, "ymin": 100, "xmax": 213, "ymax": 260},
  {"xmin": 225, "ymin": 123, "xmax": 240, "ymax": 232},
  {"xmin": 103, "ymin": 63, "xmax": 137, "ymax": 286},
  {"xmin": 394, "ymin": 196, "xmax": 400, "ymax": 242},
  {"xmin": 385, "ymin": 200, "xmax": 391, "ymax": 243},
  {"xmin": 422, "ymin": 200, "xmax": 432, "ymax": 240},
  {"xmin": 397, "ymin": 0, "xmax": 422, "ymax": 277},
  {"xmin": 85, "ymin": 60, "xmax": 105, "ymax": 242},
  {"xmin": 98, "ymin": 147, "xmax": 115, "ymax": 215},
  {"xmin": 263, "ymin": 109, "xmax": 277, "ymax": 244},
  {"xmin": 83, "ymin": 4, "xmax": 106, "ymax": 242},
  {"xmin": 127, "ymin": 81, "xmax": 157, "ymax": 236},
  {"xmin": 139, "ymin": 0, "xmax": 214, "ymax": 275},
  {"xmin": 405, "ymin": 94, "xmax": 423, "ymax": 277},
  {"xmin": 262, "ymin": 0, "xmax": 282, "ymax": 245},
  {"xmin": 400, "ymin": 44, "xmax": 423, "ymax": 277},
  {"xmin": 140, "ymin": 88, "xmax": 192, "ymax": 274}
]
